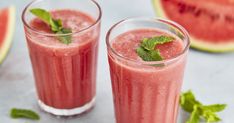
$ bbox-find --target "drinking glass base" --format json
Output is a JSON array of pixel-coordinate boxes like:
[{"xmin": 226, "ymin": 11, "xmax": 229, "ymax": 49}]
[{"xmin": 38, "ymin": 97, "xmax": 96, "ymax": 116}]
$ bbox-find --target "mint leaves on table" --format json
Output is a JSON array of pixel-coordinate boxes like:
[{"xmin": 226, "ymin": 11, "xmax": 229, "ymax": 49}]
[
  {"xmin": 180, "ymin": 90, "xmax": 227, "ymax": 123},
  {"xmin": 10, "ymin": 108, "xmax": 40, "ymax": 120},
  {"xmin": 136, "ymin": 36, "xmax": 174, "ymax": 61},
  {"xmin": 30, "ymin": 8, "xmax": 72, "ymax": 44}
]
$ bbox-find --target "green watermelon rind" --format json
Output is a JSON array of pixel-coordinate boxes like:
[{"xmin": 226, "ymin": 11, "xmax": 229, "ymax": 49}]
[
  {"xmin": 190, "ymin": 38, "xmax": 234, "ymax": 53},
  {"xmin": 152, "ymin": 0, "xmax": 234, "ymax": 53},
  {"xmin": 0, "ymin": 6, "xmax": 15, "ymax": 65}
]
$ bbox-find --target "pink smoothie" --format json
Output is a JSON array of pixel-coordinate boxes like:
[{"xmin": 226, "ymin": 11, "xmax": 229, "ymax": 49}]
[
  {"xmin": 108, "ymin": 29, "xmax": 187, "ymax": 123},
  {"xmin": 26, "ymin": 10, "xmax": 100, "ymax": 110}
]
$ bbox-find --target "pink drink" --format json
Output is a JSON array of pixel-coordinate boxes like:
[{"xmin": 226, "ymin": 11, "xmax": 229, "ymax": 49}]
[
  {"xmin": 107, "ymin": 19, "xmax": 190, "ymax": 123},
  {"xmin": 22, "ymin": 1, "xmax": 101, "ymax": 115}
]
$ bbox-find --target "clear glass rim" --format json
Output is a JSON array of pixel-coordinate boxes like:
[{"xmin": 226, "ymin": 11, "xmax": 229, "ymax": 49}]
[
  {"xmin": 21, "ymin": 0, "xmax": 102, "ymax": 37},
  {"xmin": 106, "ymin": 17, "xmax": 190, "ymax": 65}
]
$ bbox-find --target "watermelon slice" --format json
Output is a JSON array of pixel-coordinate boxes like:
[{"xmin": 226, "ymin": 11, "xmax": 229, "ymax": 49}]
[
  {"xmin": 152, "ymin": 0, "xmax": 234, "ymax": 53},
  {"xmin": 0, "ymin": 6, "xmax": 15, "ymax": 64}
]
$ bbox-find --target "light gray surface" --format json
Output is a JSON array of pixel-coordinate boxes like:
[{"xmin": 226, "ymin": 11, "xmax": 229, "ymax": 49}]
[{"xmin": 0, "ymin": 0, "xmax": 234, "ymax": 123}]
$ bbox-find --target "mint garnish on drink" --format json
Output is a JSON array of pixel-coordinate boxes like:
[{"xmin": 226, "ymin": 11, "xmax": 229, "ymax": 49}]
[
  {"xmin": 136, "ymin": 36, "xmax": 174, "ymax": 61},
  {"xmin": 180, "ymin": 90, "xmax": 227, "ymax": 123},
  {"xmin": 10, "ymin": 108, "xmax": 40, "ymax": 120},
  {"xmin": 30, "ymin": 8, "xmax": 72, "ymax": 44}
]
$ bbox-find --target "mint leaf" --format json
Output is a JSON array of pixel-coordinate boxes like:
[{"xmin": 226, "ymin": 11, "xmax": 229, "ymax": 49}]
[
  {"xmin": 141, "ymin": 36, "xmax": 174, "ymax": 50},
  {"xmin": 180, "ymin": 90, "xmax": 202, "ymax": 113},
  {"xmin": 136, "ymin": 35, "xmax": 174, "ymax": 61},
  {"xmin": 30, "ymin": 8, "xmax": 61, "ymax": 32},
  {"xmin": 30, "ymin": 8, "xmax": 72, "ymax": 44},
  {"xmin": 201, "ymin": 104, "xmax": 227, "ymax": 112},
  {"xmin": 199, "ymin": 104, "xmax": 226, "ymax": 122},
  {"xmin": 56, "ymin": 28, "xmax": 72, "ymax": 44},
  {"xmin": 136, "ymin": 46, "xmax": 163, "ymax": 61},
  {"xmin": 30, "ymin": 8, "xmax": 51, "ymax": 25},
  {"xmin": 201, "ymin": 110, "xmax": 221, "ymax": 122},
  {"xmin": 186, "ymin": 105, "xmax": 200, "ymax": 123},
  {"xmin": 50, "ymin": 19, "xmax": 63, "ymax": 32},
  {"xmin": 10, "ymin": 108, "xmax": 40, "ymax": 120}
]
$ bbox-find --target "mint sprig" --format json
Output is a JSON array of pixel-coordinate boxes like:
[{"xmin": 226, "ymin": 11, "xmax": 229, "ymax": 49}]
[
  {"xmin": 136, "ymin": 36, "xmax": 174, "ymax": 61},
  {"xmin": 10, "ymin": 108, "xmax": 40, "ymax": 120},
  {"xmin": 30, "ymin": 8, "xmax": 72, "ymax": 44},
  {"xmin": 180, "ymin": 90, "xmax": 227, "ymax": 123},
  {"xmin": 136, "ymin": 47, "xmax": 163, "ymax": 61}
]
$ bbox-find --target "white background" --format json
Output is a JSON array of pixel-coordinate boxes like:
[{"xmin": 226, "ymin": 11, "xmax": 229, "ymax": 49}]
[{"xmin": 0, "ymin": 0, "xmax": 233, "ymax": 122}]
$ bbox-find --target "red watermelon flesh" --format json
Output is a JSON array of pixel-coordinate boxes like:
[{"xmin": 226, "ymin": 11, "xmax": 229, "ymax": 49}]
[
  {"xmin": 161, "ymin": 0, "xmax": 234, "ymax": 43},
  {"xmin": 0, "ymin": 6, "xmax": 15, "ymax": 64},
  {"xmin": 0, "ymin": 8, "xmax": 9, "ymax": 47}
]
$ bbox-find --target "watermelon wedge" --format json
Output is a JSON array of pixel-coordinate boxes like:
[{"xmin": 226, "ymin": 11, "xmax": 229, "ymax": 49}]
[
  {"xmin": 0, "ymin": 6, "xmax": 15, "ymax": 64},
  {"xmin": 152, "ymin": 0, "xmax": 234, "ymax": 53}
]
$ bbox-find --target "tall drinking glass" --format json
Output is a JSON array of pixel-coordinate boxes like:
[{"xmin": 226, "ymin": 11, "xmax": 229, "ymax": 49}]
[
  {"xmin": 22, "ymin": 0, "xmax": 101, "ymax": 116},
  {"xmin": 106, "ymin": 18, "xmax": 190, "ymax": 123}
]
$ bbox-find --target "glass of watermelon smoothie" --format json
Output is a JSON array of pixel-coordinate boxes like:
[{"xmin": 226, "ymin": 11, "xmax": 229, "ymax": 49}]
[
  {"xmin": 106, "ymin": 18, "xmax": 190, "ymax": 123},
  {"xmin": 22, "ymin": 0, "xmax": 101, "ymax": 116}
]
